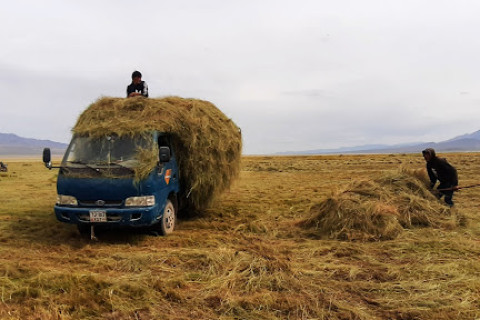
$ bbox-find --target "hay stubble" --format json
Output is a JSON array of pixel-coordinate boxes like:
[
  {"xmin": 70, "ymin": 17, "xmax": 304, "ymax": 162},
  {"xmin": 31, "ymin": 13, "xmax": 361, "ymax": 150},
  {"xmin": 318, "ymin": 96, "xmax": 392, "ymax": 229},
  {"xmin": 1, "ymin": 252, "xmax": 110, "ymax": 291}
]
[{"xmin": 0, "ymin": 154, "xmax": 480, "ymax": 319}]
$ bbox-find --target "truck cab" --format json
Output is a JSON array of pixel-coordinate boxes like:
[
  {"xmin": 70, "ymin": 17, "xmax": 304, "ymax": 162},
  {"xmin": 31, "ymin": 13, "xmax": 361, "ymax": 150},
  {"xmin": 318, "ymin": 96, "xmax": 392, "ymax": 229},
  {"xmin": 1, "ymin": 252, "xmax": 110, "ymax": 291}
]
[{"xmin": 43, "ymin": 131, "xmax": 179, "ymax": 236}]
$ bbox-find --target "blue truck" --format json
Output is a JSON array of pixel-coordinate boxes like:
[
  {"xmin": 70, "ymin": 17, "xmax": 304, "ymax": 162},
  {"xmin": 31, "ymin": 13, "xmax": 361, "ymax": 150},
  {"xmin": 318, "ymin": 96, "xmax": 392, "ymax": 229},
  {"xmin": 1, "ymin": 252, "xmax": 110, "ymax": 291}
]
[{"xmin": 43, "ymin": 131, "xmax": 179, "ymax": 236}]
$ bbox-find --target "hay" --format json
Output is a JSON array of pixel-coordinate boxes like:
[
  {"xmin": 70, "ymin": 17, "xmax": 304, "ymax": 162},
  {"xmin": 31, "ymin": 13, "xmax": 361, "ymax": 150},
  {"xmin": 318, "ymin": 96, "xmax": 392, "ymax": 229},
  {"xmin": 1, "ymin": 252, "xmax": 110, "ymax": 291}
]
[
  {"xmin": 72, "ymin": 96, "xmax": 242, "ymax": 210},
  {"xmin": 300, "ymin": 168, "xmax": 454, "ymax": 241}
]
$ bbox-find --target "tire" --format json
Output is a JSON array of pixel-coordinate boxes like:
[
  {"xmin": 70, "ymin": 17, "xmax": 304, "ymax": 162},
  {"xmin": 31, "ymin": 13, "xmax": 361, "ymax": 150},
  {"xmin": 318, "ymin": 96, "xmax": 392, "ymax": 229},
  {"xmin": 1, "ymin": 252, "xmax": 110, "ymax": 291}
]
[{"xmin": 157, "ymin": 199, "xmax": 176, "ymax": 235}]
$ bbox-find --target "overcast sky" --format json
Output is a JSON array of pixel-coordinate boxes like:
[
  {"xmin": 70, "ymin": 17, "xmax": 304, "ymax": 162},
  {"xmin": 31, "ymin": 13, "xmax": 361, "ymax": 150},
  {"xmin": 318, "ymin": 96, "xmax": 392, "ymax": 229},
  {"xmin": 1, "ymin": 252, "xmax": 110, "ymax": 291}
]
[{"xmin": 1, "ymin": 0, "xmax": 479, "ymax": 154}]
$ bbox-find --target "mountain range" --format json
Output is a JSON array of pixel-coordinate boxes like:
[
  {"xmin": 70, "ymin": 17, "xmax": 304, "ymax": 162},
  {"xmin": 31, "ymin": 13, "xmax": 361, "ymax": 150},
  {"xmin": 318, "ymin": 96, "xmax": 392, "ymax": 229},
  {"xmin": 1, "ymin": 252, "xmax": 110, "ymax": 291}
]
[
  {"xmin": 278, "ymin": 130, "xmax": 480, "ymax": 155},
  {"xmin": 0, "ymin": 133, "xmax": 68, "ymax": 156},
  {"xmin": 2, "ymin": 130, "xmax": 480, "ymax": 156}
]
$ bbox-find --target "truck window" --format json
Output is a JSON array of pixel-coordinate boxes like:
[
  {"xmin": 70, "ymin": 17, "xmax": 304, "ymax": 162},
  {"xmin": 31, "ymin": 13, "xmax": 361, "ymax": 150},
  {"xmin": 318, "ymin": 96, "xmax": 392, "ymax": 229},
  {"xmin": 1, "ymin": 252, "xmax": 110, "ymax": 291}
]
[{"xmin": 63, "ymin": 135, "xmax": 153, "ymax": 167}]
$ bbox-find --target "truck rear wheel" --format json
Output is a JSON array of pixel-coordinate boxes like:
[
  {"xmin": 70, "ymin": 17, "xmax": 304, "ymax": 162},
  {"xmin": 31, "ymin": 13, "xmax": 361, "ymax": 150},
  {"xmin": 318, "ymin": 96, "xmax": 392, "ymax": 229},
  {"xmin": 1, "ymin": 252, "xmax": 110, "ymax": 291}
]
[{"xmin": 158, "ymin": 199, "xmax": 176, "ymax": 235}]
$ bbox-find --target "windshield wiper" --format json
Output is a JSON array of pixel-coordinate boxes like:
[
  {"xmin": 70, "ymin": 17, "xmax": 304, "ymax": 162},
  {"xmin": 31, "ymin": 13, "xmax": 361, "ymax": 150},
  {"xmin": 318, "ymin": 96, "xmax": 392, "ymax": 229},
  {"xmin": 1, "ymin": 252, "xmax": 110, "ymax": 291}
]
[
  {"xmin": 107, "ymin": 162, "xmax": 135, "ymax": 172},
  {"xmin": 67, "ymin": 161, "xmax": 101, "ymax": 173}
]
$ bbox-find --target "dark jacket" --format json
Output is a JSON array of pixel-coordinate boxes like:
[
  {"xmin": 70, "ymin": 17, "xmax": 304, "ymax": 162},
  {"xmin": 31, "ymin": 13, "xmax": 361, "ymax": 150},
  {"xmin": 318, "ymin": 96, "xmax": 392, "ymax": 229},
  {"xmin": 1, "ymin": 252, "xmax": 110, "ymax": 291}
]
[
  {"xmin": 126, "ymin": 81, "xmax": 149, "ymax": 97},
  {"xmin": 423, "ymin": 148, "xmax": 458, "ymax": 186}
]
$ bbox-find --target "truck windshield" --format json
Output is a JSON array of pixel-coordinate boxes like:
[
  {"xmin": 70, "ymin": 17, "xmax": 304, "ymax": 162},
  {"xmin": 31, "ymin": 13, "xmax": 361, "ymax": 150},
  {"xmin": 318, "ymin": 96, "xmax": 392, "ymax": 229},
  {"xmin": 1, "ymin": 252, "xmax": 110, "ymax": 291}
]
[{"xmin": 62, "ymin": 134, "xmax": 152, "ymax": 172}]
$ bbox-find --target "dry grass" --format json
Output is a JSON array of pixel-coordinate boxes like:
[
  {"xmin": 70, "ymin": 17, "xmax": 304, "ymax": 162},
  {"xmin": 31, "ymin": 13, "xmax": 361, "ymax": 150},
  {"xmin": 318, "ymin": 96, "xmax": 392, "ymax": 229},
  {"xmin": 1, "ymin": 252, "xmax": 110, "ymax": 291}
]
[
  {"xmin": 73, "ymin": 97, "xmax": 242, "ymax": 210},
  {"xmin": 1, "ymin": 153, "xmax": 480, "ymax": 319},
  {"xmin": 299, "ymin": 167, "xmax": 457, "ymax": 241}
]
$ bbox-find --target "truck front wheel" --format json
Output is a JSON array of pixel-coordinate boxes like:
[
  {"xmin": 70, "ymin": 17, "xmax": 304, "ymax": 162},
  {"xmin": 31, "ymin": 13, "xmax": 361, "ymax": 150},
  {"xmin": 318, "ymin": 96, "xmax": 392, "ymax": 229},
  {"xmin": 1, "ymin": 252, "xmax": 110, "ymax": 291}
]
[{"xmin": 157, "ymin": 199, "xmax": 176, "ymax": 235}]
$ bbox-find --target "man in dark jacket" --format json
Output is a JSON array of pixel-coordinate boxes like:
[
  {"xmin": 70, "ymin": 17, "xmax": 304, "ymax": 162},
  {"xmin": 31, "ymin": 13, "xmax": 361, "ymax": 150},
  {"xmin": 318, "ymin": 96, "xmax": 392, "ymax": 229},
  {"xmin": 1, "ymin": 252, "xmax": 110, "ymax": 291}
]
[
  {"xmin": 127, "ymin": 70, "xmax": 149, "ymax": 98},
  {"xmin": 422, "ymin": 148, "xmax": 458, "ymax": 206}
]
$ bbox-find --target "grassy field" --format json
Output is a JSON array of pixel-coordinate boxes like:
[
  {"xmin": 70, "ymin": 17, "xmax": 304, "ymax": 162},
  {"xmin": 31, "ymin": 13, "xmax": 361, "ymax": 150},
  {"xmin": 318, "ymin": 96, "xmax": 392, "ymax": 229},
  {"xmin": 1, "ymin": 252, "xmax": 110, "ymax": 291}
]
[{"xmin": 1, "ymin": 154, "xmax": 480, "ymax": 319}]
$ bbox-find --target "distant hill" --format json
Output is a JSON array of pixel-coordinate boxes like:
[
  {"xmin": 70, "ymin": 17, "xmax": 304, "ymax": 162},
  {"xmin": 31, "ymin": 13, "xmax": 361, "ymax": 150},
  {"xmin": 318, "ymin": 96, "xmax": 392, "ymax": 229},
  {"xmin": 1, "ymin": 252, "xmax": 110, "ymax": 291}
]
[
  {"xmin": 446, "ymin": 130, "xmax": 480, "ymax": 142},
  {"xmin": 0, "ymin": 133, "xmax": 67, "ymax": 156},
  {"xmin": 279, "ymin": 130, "xmax": 480, "ymax": 155}
]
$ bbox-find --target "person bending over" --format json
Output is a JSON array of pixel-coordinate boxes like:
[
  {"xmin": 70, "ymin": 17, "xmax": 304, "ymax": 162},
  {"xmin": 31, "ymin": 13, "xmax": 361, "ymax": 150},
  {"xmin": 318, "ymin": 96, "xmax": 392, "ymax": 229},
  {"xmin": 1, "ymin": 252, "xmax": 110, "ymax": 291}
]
[{"xmin": 422, "ymin": 148, "xmax": 458, "ymax": 207}]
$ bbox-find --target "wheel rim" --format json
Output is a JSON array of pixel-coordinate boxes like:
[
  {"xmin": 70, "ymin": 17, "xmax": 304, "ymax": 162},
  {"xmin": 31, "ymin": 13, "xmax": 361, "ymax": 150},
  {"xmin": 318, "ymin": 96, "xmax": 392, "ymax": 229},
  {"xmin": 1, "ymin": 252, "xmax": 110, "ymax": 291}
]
[{"xmin": 164, "ymin": 204, "xmax": 175, "ymax": 233}]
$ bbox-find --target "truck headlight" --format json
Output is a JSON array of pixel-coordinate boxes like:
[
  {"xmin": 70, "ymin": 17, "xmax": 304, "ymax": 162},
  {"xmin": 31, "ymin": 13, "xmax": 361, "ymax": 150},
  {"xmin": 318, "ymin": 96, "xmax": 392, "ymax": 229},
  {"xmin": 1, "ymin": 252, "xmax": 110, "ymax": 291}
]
[
  {"xmin": 57, "ymin": 195, "xmax": 78, "ymax": 206},
  {"xmin": 125, "ymin": 195, "xmax": 155, "ymax": 207}
]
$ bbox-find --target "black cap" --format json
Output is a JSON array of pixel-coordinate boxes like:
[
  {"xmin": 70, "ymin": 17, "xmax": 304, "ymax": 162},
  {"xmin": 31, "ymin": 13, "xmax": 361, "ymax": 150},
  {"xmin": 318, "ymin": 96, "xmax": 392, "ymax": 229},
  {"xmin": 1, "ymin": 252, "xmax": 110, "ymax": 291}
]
[{"xmin": 132, "ymin": 70, "xmax": 142, "ymax": 79}]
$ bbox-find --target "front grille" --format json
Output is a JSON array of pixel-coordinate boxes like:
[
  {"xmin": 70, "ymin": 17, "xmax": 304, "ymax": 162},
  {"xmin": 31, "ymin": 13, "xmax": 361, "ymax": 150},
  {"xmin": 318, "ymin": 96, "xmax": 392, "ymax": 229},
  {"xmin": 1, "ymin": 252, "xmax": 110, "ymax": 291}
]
[{"xmin": 78, "ymin": 200, "xmax": 123, "ymax": 207}]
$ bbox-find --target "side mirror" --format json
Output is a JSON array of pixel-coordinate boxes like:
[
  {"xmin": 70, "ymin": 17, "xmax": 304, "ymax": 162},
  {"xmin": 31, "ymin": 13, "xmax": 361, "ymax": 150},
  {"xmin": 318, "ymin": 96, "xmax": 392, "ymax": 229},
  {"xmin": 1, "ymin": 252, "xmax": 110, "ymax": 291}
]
[
  {"xmin": 159, "ymin": 146, "xmax": 171, "ymax": 163},
  {"xmin": 43, "ymin": 148, "xmax": 52, "ymax": 169}
]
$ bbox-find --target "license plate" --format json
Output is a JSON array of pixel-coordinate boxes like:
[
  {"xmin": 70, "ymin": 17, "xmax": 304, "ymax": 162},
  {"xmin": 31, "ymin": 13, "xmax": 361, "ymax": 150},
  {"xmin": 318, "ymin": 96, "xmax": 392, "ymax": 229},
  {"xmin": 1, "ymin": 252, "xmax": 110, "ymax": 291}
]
[{"xmin": 89, "ymin": 210, "xmax": 107, "ymax": 222}]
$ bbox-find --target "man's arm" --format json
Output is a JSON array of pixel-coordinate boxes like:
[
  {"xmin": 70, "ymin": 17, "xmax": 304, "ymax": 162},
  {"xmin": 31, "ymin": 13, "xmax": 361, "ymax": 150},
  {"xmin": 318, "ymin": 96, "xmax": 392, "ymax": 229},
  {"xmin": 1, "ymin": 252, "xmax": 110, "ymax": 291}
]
[
  {"xmin": 127, "ymin": 84, "xmax": 143, "ymax": 97},
  {"xmin": 426, "ymin": 163, "xmax": 437, "ymax": 188},
  {"xmin": 127, "ymin": 84, "xmax": 134, "ymax": 97}
]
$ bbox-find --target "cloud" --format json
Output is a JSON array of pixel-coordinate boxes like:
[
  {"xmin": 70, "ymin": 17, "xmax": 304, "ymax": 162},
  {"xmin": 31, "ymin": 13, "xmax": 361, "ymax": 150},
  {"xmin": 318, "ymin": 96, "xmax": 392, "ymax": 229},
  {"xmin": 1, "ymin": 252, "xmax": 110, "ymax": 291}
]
[{"xmin": 1, "ymin": 1, "xmax": 480, "ymax": 154}]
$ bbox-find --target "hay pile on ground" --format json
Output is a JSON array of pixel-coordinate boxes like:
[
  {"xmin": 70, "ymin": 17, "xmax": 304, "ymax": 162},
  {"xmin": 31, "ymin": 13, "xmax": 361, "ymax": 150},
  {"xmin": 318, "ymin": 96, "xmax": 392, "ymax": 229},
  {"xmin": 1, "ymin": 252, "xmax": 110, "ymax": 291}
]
[
  {"xmin": 73, "ymin": 96, "xmax": 242, "ymax": 210},
  {"xmin": 300, "ymin": 168, "xmax": 458, "ymax": 241}
]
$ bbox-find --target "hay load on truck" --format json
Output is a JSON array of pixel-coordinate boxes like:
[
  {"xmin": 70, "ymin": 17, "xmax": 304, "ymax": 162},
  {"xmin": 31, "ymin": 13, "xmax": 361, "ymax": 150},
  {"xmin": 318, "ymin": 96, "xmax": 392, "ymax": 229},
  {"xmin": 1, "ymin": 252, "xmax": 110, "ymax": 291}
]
[{"xmin": 42, "ymin": 97, "xmax": 242, "ymax": 236}]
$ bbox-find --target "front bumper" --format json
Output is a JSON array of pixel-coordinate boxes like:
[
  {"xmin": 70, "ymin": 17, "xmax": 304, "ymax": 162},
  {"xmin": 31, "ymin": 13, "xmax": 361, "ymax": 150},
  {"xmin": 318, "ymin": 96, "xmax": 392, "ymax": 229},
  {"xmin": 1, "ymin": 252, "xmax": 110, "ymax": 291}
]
[{"xmin": 54, "ymin": 203, "xmax": 162, "ymax": 227}]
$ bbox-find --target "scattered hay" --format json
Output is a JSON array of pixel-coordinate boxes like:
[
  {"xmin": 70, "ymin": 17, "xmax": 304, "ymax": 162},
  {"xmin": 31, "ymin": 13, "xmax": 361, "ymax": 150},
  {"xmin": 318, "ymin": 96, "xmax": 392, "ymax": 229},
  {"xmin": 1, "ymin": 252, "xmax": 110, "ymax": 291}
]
[
  {"xmin": 300, "ymin": 168, "xmax": 455, "ymax": 241},
  {"xmin": 303, "ymin": 197, "xmax": 404, "ymax": 241},
  {"xmin": 72, "ymin": 96, "xmax": 242, "ymax": 210}
]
